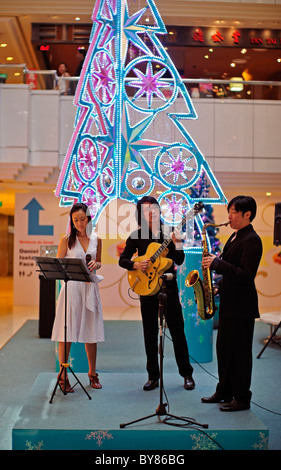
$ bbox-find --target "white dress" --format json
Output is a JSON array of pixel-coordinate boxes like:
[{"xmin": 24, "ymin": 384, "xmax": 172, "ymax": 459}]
[{"xmin": 51, "ymin": 233, "xmax": 104, "ymax": 343}]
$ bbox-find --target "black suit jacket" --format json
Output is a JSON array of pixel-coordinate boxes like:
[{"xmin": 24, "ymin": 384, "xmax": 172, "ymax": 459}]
[{"xmin": 211, "ymin": 224, "xmax": 262, "ymax": 319}]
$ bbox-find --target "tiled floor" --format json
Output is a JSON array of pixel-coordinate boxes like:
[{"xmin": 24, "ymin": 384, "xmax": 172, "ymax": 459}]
[{"xmin": 0, "ymin": 276, "xmax": 141, "ymax": 350}]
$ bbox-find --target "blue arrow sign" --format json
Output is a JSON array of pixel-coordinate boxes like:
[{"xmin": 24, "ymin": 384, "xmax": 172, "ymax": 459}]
[{"xmin": 23, "ymin": 198, "xmax": 54, "ymax": 236}]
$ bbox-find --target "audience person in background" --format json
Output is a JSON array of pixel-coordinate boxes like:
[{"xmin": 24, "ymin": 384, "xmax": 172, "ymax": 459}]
[
  {"xmin": 73, "ymin": 47, "xmax": 87, "ymax": 92},
  {"xmin": 56, "ymin": 63, "xmax": 71, "ymax": 95}
]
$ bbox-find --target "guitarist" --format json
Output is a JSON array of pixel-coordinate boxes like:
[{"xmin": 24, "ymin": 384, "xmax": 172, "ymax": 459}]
[{"xmin": 119, "ymin": 196, "xmax": 195, "ymax": 391}]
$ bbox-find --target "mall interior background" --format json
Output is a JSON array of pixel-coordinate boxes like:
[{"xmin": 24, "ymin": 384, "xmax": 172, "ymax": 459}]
[{"xmin": 0, "ymin": 0, "xmax": 281, "ymax": 313}]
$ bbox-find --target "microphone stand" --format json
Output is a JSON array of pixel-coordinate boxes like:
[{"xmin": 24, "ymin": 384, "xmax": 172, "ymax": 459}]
[{"xmin": 120, "ymin": 276, "xmax": 208, "ymax": 430}]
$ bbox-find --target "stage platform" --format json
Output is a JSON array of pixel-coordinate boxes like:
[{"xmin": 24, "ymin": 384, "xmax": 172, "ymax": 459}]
[{"xmin": 12, "ymin": 372, "xmax": 268, "ymax": 451}]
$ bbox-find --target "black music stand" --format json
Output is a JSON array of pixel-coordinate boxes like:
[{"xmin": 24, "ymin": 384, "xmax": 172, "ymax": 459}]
[
  {"xmin": 34, "ymin": 256, "xmax": 92, "ymax": 403},
  {"xmin": 120, "ymin": 277, "xmax": 208, "ymax": 430}
]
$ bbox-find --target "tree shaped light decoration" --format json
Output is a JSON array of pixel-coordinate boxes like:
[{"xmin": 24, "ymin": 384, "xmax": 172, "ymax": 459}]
[{"xmin": 55, "ymin": 0, "xmax": 227, "ymax": 245}]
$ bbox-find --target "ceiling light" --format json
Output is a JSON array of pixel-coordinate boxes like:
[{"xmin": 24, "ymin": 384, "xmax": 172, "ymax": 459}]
[
  {"xmin": 204, "ymin": 55, "xmax": 209, "ymax": 59},
  {"xmin": 6, "ymin": 56, "xmax": 14, "ymax": 61},
  {"xmin": 277, "ymin": 58, "xmax": 281, "ymax": 63},
  {"xmin": 232, "ymin": 58, "xmax": 247, "ymax": 64},
  {"xmin": 0, "ymin": 43, "xmax": 7, "ymax": 48},
  {"xmin": 241, "ymin": 49, "xmax": 247, "ymax": 54},
  {"xmin": 266, "ymin": 192, "xmax": 272, "ymax": 197},
  {"xmin": 75, "ymin": 17, "xmax": 80, "ymax": 21},
  {"xmin": 230, "ymin": 62, "xmax": 236, "ymax": 68}
]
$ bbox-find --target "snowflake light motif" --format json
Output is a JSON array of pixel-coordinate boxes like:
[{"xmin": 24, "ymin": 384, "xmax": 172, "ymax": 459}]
[
  {"xmin": 165, "ymin": 194, "xmax": 184, "ymax": 220},
  {"xmin": 130, "ymin": 61, "xmax": 170, "ymax": 108},
  {"xmin": 160, "ymin": 149, "xmax": 195, "ymax": 183}
]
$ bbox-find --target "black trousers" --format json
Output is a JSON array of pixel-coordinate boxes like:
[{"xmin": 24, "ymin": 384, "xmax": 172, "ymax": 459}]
[
  {"xmin": 216, "ymin": 315, "xmax": 255, "ymax": 404},
  {"xmin": 140, "ymin": 286, "xmax": 193, "ymax": 381}
]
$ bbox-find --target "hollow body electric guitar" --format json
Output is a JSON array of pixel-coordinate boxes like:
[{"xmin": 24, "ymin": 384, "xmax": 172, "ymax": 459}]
[{"xmin": 128, "ymin": 202, "xmax": 204, "ymax": 296}]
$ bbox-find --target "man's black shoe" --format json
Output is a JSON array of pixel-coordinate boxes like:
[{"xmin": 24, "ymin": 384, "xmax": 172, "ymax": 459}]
[
  {"xmin": 143, "ymin": 379, "xmax": 159, "ymax": 391},
  {"xmin": 219, "ymin": 399, "xmax": 250, "ymax": 412},
  {"xmin": 201, "ymin": 392, "xmax": 232, "ymax": 403},
  {"xmin": 184, "ymin": 376, "xmax": 195, "ymax": 390}
]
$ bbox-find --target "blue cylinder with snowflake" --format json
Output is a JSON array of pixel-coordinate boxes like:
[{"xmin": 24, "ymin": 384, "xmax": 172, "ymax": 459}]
[{"xmin": 178, "ymin": 250, "xmax": 213, "ymax": 363}]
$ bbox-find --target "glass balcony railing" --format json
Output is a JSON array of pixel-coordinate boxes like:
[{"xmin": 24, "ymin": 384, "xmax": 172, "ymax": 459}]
[{"xmin": 0, "ymin": 63, "xmax": 281, "ymax": 100}]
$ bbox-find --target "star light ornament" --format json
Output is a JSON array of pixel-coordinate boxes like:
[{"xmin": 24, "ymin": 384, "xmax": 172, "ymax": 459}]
[{"xmin": 55, "ymin": 0, "xmax": 227, "ymax": 242}]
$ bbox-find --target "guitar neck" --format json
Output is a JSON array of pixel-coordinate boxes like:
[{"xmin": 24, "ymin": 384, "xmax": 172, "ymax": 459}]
[
  {"xmin": 149, "ymin": 214, "xmax": 188, "ymax": 264},
  {"xmin": 150, "ymin": 237, "xmax": 172, "ymax": 263},
  {"xmin": 148, "ymin": 201, "xmax": 204, "ymax": 264}
]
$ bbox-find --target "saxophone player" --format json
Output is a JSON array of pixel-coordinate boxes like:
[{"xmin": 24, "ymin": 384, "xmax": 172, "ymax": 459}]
[{"xmin": 201, "ymin": 196, "xmax": 262, "ymax": 412}]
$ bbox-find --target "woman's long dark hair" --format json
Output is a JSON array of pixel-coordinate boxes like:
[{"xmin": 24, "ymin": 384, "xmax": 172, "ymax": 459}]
[{"xmin": 68, "ymin": 203, "xmax": 91, "ymax": 249}]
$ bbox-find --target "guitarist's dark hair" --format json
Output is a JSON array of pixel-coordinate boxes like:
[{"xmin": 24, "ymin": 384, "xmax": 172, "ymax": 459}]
[{"xmin": 136, "ymin": 196, "xmax": 160, "ymax": 226}]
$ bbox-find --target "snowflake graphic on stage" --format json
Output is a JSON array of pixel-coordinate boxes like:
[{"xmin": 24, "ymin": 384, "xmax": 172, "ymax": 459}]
[{"xmin": 55, "ymin": 0, "xmax": 226, "ymax": 232}]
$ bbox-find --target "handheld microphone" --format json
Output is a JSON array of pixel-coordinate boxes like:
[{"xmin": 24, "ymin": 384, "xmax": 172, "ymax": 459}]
[
  {"xmin": 160, "ymin": 273, "xmax": 175, "ymax": 281},
  {"xmin": 85, "ymin": 254, "xmax": 91, "ymax": 265}
]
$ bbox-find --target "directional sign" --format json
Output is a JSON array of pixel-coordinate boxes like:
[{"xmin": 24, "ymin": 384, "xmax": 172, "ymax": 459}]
[
  {"xmin": 14, "ymin": 193, "xmax": 68, "ymax": 306},
  {"xmin": 23, "ymin": 197, "xmax": 54, "ymax": 236}
]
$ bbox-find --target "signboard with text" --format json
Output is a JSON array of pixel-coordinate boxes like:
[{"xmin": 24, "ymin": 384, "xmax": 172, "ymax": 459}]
[
  {"xmin": 162, "ymin": 26, "xmax": 281, "ymax": 49},
  {"xmin": 14, "ymin": 193, "xmax": 68, "ymax": 306}
]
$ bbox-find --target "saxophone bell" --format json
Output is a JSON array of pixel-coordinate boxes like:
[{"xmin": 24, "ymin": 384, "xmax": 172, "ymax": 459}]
[
  {"xmin": 185, "ymin": 221, "xmax": 229, "ymax": 321},
  {"xmin": 185, "ymin": 270, "xmax": 209, "ymax": 320}
]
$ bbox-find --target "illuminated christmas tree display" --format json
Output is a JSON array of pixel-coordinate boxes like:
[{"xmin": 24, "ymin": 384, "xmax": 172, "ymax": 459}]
[
  {"xmin": 54, "ymin": 0, "xmax": 228, "ymax": 362},
  {"xmin": 55, "ymin": 0, "xmax": 227, "ymax": 239}
]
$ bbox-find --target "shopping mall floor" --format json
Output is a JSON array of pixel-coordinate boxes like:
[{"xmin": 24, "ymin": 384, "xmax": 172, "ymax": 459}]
[{"xmin": 0, "ymin": 276, "xmax": 141, "ymax": 350}]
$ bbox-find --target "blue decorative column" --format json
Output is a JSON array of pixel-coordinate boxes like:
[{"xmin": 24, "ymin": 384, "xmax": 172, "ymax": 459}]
[{"xmin": 178, "ymin": 250, "xmax": 213, "ymax": 363}]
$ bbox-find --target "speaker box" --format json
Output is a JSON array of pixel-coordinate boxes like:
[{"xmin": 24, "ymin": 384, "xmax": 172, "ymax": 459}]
[
  {"xmin": 273, "ymin": 202, "xmax": 281, "ymax": 246},
  {"xmin": 38, "ymin": 275, "xmax": 56, "ymax": 338}
]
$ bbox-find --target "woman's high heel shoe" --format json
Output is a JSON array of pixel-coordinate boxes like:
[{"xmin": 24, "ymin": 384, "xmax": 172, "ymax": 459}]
[
  {"xmin": 88, "ymin": 373, "xmax": 102, "ymax": 389},
  {"xmin": 58, "ymin": 374, "xmax": 74, "ymax": 393}
]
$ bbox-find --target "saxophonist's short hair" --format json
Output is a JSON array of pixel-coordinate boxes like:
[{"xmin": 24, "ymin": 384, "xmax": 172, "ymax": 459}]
[{"xmin": 227, "ymin": 195, "xmax": 257, "ymax": 221}]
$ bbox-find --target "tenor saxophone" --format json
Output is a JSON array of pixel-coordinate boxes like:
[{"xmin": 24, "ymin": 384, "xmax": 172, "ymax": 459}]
[{"xmin": 185, "ymin": 221, "xmax": 229, "ymax": 320}]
